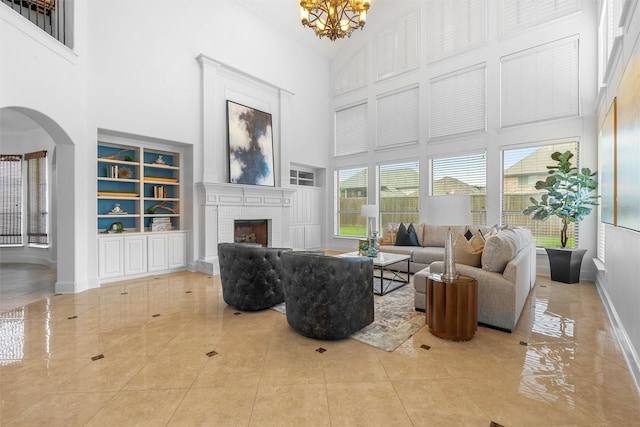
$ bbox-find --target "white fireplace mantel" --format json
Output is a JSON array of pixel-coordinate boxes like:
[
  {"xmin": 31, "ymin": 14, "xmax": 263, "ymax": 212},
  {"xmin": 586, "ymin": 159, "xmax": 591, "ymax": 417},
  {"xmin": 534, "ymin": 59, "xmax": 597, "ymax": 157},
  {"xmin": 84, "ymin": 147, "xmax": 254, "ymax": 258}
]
[
  {"xmin": 199, "ymin": 182, "xmax": 295, "ymax": 207},
  {"xmin": 197, "ymin": 182, "xmax": 296, "ymax": 275}
]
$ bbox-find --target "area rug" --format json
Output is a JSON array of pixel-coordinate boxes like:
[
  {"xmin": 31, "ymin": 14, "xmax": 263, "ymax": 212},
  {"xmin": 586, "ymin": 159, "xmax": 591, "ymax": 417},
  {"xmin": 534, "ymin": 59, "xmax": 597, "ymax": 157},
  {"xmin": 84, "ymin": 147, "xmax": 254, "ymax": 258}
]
[{"xmin": 271, "ymin": 280, "xmax": 426, "ymax": 352}]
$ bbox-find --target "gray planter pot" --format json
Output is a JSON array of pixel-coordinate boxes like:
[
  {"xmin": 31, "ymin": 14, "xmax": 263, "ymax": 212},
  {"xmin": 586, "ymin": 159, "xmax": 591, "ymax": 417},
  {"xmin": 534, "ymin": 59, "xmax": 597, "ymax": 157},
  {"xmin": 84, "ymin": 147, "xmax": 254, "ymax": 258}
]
[{"xmin": 545, "ymin": 247, "xmax": 587, "ymax": 284}]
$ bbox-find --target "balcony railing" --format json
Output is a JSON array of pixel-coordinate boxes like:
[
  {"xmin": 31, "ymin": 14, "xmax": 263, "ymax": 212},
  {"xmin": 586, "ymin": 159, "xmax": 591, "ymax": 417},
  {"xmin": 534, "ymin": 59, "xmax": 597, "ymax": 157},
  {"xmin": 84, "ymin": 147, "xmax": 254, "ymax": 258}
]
[{"xmin": 2, "ymin": 0, "xmax": 71, "ymax": 48}]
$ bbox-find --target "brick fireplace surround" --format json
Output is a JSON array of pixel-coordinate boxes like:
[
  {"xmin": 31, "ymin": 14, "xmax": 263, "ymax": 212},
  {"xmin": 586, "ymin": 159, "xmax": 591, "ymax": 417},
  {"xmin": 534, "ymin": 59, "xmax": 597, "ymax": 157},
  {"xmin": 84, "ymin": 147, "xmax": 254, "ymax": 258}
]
[{"xmin": 197, "ymin": 183, "xmax": 295, "ymax": 275}]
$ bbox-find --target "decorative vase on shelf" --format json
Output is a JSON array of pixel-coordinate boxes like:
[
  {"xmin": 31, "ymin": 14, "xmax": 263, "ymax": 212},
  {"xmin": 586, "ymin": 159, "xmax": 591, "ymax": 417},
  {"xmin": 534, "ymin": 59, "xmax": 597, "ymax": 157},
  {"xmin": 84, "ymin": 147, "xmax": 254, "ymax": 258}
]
[{"xmin": 367, "ymin": 231, "xmax": 379, "ymax": 257}]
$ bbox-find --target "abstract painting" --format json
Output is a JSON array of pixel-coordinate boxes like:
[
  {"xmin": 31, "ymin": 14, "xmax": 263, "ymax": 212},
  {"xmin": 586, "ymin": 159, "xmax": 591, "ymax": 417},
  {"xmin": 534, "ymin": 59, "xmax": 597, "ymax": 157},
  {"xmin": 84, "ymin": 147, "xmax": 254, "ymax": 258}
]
[{"xmin": 226, "ymin": 100, "xmax": 275, "ymax": 186}]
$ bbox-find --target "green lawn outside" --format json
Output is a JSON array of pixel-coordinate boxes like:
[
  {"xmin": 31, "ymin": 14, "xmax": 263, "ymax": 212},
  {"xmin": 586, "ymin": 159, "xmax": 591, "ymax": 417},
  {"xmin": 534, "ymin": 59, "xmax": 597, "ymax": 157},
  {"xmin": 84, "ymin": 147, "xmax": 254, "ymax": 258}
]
[
  {"xmin": 535, "ymin": 236, "xmax": 576, "ymax": 248},
  {"xmin": 339, "ymin": 226, "xmax": 367, "ymax": 237}
]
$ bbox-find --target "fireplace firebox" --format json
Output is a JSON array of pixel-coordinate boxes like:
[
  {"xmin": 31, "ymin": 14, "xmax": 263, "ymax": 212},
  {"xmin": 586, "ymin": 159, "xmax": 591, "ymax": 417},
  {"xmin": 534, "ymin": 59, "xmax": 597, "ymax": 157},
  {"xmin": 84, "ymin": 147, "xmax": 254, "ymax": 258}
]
[{"xmin": 234, "ymin": 220, "xmax": 268, "ymax": 246}]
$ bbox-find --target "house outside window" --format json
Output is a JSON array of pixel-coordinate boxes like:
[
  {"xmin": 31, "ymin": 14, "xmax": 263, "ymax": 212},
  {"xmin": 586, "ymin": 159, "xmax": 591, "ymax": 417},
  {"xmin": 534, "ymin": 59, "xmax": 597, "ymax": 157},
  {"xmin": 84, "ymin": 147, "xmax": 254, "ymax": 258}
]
[
  {"xmin": 502, "ymin": 141, "xmax": 579, "ymax": 248},
  {"xmin": 431, "ymin": 151, "xmax": 487, "ymax": 225},
  {"xmin": 335, "ymin": 167, "xmax": 368, "ymax": 237},
  {"xmin": 378, "ymin": 161, "xmax": 419, "ymax": 236}
]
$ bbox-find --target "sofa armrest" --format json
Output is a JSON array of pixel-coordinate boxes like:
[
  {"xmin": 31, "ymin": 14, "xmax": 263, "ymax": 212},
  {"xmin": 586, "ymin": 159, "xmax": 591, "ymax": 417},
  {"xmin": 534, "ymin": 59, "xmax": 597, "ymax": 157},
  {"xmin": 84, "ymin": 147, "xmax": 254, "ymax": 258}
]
[{"xmin": 430, "ymin": 261, "xmax": 505, "ymax": 285}]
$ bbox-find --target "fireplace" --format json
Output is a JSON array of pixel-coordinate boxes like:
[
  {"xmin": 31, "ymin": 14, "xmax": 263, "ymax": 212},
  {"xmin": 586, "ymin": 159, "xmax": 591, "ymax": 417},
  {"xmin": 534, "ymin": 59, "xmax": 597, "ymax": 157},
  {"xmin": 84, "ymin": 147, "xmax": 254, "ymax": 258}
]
[{"xmin": 234, "ymin": 219, "xmax": 269, "ymax": 247}]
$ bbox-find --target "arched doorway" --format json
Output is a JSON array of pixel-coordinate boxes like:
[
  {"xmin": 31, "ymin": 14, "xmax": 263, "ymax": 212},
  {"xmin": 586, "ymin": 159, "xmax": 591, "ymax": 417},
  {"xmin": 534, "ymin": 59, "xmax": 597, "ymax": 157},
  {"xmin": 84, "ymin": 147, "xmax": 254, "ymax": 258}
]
[{"xmin": 0, "ymin": 106, "xmax": 76, "ymax": 296}]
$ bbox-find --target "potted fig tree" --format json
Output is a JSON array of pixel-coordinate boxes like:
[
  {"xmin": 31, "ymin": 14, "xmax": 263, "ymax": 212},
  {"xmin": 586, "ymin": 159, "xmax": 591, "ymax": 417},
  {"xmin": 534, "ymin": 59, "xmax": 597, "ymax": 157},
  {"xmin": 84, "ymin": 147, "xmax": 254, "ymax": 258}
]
[{"xmin": 523, "ymin": 150, "xmax": 599, "ymax": 283}]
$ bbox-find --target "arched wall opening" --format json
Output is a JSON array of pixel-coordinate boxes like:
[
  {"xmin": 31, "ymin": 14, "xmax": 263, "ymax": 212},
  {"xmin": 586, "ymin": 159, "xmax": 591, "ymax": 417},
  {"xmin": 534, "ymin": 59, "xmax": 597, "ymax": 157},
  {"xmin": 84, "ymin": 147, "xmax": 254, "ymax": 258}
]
[{"xmin": 0, "ymin": 106, "xmax": 76, "ymax": 293}]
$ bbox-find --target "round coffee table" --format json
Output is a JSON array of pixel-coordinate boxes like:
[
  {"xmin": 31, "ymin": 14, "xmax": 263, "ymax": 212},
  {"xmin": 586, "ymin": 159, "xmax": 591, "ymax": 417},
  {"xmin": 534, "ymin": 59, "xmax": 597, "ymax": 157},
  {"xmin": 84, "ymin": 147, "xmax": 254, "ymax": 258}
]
[{"xmin": 425, "ymin": 273, "xmax": 478, "ymax": 341}]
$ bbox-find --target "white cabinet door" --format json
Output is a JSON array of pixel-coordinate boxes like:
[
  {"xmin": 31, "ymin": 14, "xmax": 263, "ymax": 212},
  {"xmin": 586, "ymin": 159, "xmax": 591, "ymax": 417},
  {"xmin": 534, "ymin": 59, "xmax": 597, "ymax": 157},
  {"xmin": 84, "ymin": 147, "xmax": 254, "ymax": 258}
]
[
  {"xmin": 304, "ymin": 225, "xmax": 322, "ymax": 249},
  {"xmin": 124, "ymin": 235, "xmax": 147, "ymax": 276},
  {"xmin": 98, "ymin": 236, "xmax": 123, "ymax": 279},
  {"xmin": 147, "ymin": 234, "xmax": 168, "ymax": 272},
  {"xmin": 168, "ymin": 233, "xmax": 186, "ymax": 269},
  {"xmin": 291, "ymin": 226, "xmax": 305, "ymax": 249}
]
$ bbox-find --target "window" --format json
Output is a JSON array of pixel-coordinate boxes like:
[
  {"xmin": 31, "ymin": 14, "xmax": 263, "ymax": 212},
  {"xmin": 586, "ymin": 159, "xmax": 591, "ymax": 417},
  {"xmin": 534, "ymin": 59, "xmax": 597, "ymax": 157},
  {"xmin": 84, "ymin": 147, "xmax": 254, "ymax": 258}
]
[
  {"xmin": 376, "ymin": 86, "xmax": 419, "ymax": 148},
  {"xmin": 502, "ymin": 141, "xmax": 579, "ymax": 247},
  {"xmin": 335, "ymin": 167, "xmax": 368, "ymax": 237},
  {"xmin": 0, "ymin": 151, "xmax": 49, "ymax": 246},
  {"xmin": 430, "ymin": 64, "xmax": 486, "ymax": 139},
  {"xmin": 378, "ymin": 162, "xmax": 419, "ymax": 234},
  {"xmin": 26, "ymin": 151, "xmax": 48, "ymax": 244},
  {"xmin": 0, "ymin": 154, "xmax": 23, "ymax": 245},
  {"xmin": 335, "ymin": 103, "xmax": 368, "ymax": 156},
  {"xmin": 501, "ymin": 36, "xmax": 579, "ymax": 127},
  {"xmin": 375, "ymin": 12, "xmax": 419, "ymax": 80},
  {"xmin": 500, "ymin": 0, "xmax": 582, "ymax": 38},
  {"xmin": 427, "ymin": 0, "xmax": 486, "ymax": 63},
  {"xmin": 431, "ymin": 152, "xmax": 487, "ymax": 225}
]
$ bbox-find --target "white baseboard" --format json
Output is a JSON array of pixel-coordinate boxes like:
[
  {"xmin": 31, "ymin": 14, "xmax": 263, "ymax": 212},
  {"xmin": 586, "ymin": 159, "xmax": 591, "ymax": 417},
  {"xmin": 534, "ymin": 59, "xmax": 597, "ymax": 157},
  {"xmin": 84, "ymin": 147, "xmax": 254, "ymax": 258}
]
[{"xmin": 594, "ymin": 266, "xmax": 640, "ymax": 392}]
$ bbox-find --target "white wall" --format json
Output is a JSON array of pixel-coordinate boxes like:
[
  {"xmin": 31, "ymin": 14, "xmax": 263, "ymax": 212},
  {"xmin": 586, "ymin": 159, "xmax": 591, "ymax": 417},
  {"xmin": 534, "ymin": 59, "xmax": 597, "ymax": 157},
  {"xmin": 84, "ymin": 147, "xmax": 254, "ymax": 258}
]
[
  {"xmin": 1, "ymin": 1, "xmax": 331, "ymax": 288},
  {"xmin": 595, "ymin": 0, "xmax": 640, "ymax": 388},
  {"xmin": 326, "ymin": 0, "xmax": 600, "ymax": 283},
  {"xmin": 1, "ymin": 1, "xmax": 90, "ymax": 292}
]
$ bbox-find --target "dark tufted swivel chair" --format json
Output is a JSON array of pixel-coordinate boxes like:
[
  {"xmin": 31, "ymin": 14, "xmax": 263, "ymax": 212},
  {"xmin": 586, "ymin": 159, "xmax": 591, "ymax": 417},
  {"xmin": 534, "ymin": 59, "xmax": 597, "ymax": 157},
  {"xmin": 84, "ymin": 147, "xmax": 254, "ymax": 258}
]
[
  {"xmin": 281, "ymin": 252, "xmax": 374, "ymax": 340},
  {"xmin": 217, "ymin": 243, "xmax": 292, "ymax": 311}
]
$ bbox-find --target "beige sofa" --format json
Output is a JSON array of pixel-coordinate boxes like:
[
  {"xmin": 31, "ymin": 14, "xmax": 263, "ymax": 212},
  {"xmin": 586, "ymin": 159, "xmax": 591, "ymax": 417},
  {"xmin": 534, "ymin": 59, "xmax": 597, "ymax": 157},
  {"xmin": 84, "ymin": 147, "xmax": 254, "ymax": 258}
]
[
  {"xmin": 378, "ymin": 224, "xmax": 491, "ymax": 273},
  {"xmin": 413, "ymin": 226, "xmax": 537, "ymax": 332}
]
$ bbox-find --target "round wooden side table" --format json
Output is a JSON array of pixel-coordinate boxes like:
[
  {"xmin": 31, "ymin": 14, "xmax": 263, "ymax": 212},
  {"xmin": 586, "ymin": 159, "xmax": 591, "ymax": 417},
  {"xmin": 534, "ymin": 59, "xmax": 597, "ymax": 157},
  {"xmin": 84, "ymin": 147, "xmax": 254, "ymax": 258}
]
[{"xmin": 425, "ymin": 273, "xmax": 478, "ymax": 341}]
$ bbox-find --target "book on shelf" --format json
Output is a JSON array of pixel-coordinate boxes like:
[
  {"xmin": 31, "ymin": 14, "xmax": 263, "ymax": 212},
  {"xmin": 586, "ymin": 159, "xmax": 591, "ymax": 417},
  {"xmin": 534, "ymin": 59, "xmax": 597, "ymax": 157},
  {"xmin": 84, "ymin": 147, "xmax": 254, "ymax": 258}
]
[{"xmin": 153, "ymin": 185, "xmax": 168, "ymax": 198}]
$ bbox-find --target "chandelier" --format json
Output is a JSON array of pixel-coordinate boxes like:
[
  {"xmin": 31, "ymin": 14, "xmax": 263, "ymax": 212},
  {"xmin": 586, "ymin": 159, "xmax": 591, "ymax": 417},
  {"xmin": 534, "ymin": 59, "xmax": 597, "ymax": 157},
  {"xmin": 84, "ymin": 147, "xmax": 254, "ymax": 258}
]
[{"xmin": 300, "ymin": 0, "xmax": 371, "ymax": 41}]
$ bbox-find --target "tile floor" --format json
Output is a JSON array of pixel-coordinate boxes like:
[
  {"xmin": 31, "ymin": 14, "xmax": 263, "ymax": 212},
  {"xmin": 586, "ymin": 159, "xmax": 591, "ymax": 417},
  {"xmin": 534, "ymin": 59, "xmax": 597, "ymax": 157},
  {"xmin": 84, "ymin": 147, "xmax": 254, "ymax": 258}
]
[{"xmin": 1, "ymin": 266, "xmax": 639, "ymax": 426}]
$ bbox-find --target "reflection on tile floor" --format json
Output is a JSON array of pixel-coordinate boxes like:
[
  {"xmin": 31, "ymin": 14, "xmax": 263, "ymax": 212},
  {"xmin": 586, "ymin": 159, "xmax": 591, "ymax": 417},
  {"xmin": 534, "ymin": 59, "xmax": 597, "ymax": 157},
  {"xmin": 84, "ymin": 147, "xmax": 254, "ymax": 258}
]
[{"xmin": 1, "ymin": 269, "xmax": 639, "ymax": 426}]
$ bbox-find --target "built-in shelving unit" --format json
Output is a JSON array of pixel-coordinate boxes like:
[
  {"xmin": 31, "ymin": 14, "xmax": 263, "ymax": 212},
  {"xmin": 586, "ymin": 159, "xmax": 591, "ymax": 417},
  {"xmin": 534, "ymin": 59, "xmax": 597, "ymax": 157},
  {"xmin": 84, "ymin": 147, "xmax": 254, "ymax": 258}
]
[
  {"xmin": 96, "ymin": 140, "xmax": 186, "ymax": 282},
  {"xmin": 97, "ymin": 143, "xmax": 181, "ymax": 233}
]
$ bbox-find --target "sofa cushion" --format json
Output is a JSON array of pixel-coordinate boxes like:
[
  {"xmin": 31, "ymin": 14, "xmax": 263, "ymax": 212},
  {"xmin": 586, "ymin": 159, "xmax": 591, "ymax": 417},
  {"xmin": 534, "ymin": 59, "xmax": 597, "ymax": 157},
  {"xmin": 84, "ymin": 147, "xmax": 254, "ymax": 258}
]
[
  {"xmin": 481, "ymin": 228, "xmax": 531, "ymax": 273},
  {"xmin": 454, "ymin": 232, "xmax": 484, "ymax": 267},
  {"xmin": 395, "ymin": 223, "xmax": 420, "ymax": 246},
  {"xmin": 411, "ymin": 246, "xmax": 446, "ymax": 265},
  {"xmin": 378, "ymin": 245, "xmax": 415, "ymax": 259},
  {"xmin": 422, "ymin": 224, "xmax": 467, "ymax": 247}
]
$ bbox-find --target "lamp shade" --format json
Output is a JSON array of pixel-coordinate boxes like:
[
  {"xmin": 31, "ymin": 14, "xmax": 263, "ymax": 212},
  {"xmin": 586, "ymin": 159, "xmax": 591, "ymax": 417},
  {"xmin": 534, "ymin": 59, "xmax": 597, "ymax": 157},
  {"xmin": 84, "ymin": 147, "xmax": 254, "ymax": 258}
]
[
  {"xmin": 360, "ymin": 204, "xmax": 378, "ymax": 218},
  {"xmin": 426, "ymin": 195, "xmax": 471, "ymax": 225}
]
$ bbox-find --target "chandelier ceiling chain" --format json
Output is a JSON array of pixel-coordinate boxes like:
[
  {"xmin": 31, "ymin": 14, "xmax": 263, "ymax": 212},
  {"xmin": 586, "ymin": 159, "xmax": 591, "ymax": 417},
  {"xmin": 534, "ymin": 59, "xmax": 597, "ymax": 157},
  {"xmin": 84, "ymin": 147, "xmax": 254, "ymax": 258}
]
[{"xmin": 300, "ymin": 0, "xmax": 372, "ymax": 41}]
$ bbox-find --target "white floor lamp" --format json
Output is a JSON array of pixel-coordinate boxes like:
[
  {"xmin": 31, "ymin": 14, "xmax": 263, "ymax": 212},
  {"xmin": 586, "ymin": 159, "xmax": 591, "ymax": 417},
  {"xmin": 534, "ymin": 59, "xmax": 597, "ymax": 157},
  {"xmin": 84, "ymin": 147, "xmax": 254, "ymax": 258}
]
[{"xmin": 426, "ymin": 195, "xmax": 472, "ymax": 280}]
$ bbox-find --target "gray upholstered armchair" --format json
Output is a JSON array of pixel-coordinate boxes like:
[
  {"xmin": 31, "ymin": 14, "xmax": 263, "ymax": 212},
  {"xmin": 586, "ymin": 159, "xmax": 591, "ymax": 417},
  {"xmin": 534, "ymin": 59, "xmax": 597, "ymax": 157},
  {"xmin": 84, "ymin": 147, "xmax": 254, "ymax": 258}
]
[
  {"xmin": 217, "ymin": 243, "xmax": 292, "ymax": 311},
  {"xmin": 281, "ymin": 252, "xmax": 374, "ymax": 340}
]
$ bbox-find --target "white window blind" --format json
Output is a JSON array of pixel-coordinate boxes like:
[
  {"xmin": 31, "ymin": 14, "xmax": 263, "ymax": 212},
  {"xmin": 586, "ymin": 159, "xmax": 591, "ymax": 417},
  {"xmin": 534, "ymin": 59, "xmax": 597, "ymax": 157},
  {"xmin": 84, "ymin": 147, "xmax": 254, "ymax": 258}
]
[
  {"xmin": 333, "ymin": 46, "xmax": 368, "ymax": 95},
  {"xmin": 335, "ymin": 167, "xmax": 368, "ymax": 237},
  {"xmin": 427, "ymin": 0, "xmax": 486, "ymax": 64},
  {"xmin": 502, "ymin": 141, "xmax": 579, "ymax": 247},
  {"xmin": 501, "ymin": 37, "xmax": 579, "ymax": 128},
  {"xmin": 378, "ymin": 162, "xmax": 419, "ymax": 232},
  {"xmin": 26, "ymin": 150, "xmax": 48, "ymax": 245},
  {"xmin": 0, "ymin": 154, "xmax": 23, "ymax": 245},
  {"xmin": 430, "ymin": 64, "xmax": 486, "ymax": 139},
  {"xmin": 500, "ymin": 0, "xmax": 582, "ymax": 37},
  {"xmin": 431, "ymin": 152, "xmax": 487, "ymax": 225},
  {"xmin": 375, "ymin": 12, "xmax": 418, "ymax": 81},
  {"xmin": 598, "ymin": 0, "xmax": 623, "ymax": 85},
  {"xmin": 376, "ymin": 86, "xmax": 419, "ymax": 148},
  {"xmin": 335, "ymin": 103, "xmax": 368, "ymax": 156}
]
